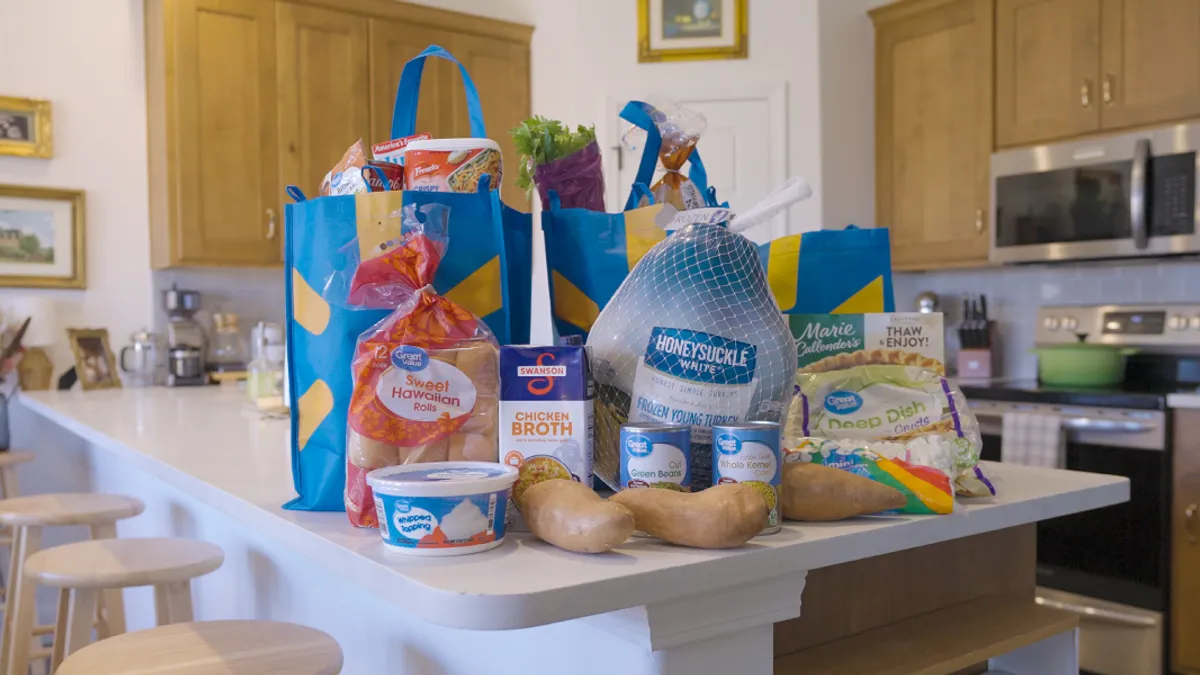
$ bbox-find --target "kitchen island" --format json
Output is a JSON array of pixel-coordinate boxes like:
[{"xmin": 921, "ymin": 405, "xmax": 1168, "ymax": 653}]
[{"xmin": 14, "ymin": 388, "xmax": 1127, "ymax": 674}]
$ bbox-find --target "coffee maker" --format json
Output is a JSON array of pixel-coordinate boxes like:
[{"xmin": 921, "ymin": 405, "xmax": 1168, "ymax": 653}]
[{"xmin": 163, "ymin": 286, "xmax": 207, "ymax": 386}]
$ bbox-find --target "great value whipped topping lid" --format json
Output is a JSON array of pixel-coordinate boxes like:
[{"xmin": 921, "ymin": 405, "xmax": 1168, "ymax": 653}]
[{"xmin": 366, "ymin": 461, "xmax": 518, "ymax": 497}]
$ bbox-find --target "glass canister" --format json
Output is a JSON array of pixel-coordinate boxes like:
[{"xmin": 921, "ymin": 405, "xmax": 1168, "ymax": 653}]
[{"xmin": 210, "ymin": 313, "xmax": 248, "ymax": 372}]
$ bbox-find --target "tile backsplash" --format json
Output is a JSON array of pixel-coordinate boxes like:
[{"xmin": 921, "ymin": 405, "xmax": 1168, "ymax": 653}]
[
  {"xmin": 152, "ymin": 268, "xmax": 285, "ymax": 338},
  {"xmin": 893, "ymin": 259, "xmax": 1200, "ymax": 379}
]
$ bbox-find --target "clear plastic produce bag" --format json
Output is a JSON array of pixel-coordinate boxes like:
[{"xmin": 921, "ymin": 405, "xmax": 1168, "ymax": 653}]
[
  {"xmin": 587, "ymin": 221, "xmax": 797, "ymax": 489},
  {"xmin": 621, "ymin": 98, "xmax": 708, "ymax": 210}
]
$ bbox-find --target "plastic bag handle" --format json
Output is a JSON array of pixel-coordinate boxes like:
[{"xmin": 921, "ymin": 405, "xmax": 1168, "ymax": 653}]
[
  {"xmin": 729, "ymin": 177, "xmax": 813, "ymax": 233},
  {"xmin": 619, "ymin": 101, "xmax": 711, "ymax": 211},
  {"xmin": 391, "ymin": 45, "xmax": 486, "ymax": 140}
]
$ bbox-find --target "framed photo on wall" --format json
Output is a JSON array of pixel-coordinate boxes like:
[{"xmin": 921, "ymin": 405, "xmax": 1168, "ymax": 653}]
[
  {"xmin": 0, "ymin": 96, "xmax": 52, "ymax": 159},
  {"xmin": 638, "ymin": 0, "xmax": 748, "ymax": 62},
  {"xmin": 0, "ymin": 185, "xmax": 85, "ymax": 289},
  {"xmin": 67, "ymin": 328, "xmax": 120, "ymax": 391}
]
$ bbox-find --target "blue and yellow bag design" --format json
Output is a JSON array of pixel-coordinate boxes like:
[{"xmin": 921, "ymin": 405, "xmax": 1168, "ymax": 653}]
[
  {"xmin": 758, "ymin": 226, "xmax": 894, "ymax": 315},
  {"xmin": 542, "ymin": 102, "xmax": 718, "ymax": 340},
  {"xmin": 284, "ymin": 46, "xmax": 532, "ymax": 512}
]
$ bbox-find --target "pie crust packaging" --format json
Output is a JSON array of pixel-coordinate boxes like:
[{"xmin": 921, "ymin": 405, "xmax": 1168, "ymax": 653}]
[
  {"xmin": 784, "ymin": 313, "xmax": 992, "ymax": 497},
  {"xmin": 342, "ymin": 204, "xmax": 500, "ymax": 528},
  {"xmin": 586, "ymin": 221, "xmax": 796, "ymax": 490}
]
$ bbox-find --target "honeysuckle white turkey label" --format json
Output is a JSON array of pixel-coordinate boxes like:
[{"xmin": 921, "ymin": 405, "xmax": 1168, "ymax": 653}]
[{"xmin": 630, "ymin": 327, "xmax": 759, "ymax": 444}]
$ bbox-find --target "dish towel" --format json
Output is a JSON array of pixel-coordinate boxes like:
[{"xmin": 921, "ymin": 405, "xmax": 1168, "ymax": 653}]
[{"xmin": 1001, "ymin": 412, "xmax": 1065, "ymax": 468}]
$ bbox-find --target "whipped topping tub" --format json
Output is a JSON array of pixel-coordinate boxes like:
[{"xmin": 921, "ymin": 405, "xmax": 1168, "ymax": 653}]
[{"xmin": 366, "ymin": 462, "xmax": 518, "ymax": 556}]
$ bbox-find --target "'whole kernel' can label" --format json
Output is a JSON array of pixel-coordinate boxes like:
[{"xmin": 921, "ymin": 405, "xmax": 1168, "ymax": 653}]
[
  {"xmin": 620, "ymin": 423, "xmax": 691, "ymax": 492},
  {"xmin": 712, "ymin": 422, "xmax": 782, "ymax": 534}
]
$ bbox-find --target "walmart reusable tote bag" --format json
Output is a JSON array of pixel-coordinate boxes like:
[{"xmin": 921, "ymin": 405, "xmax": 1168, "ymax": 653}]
[
  {"xmin": 284, "ymin": 45, "xmax": 532, "ymax": 511},
  {"xmin": 757, "ymin": 225, "xmax": 895, "ymax": 315},
  {"xmin": 542, "ymin": 101, "xmax": 718, "ymax": 340}
]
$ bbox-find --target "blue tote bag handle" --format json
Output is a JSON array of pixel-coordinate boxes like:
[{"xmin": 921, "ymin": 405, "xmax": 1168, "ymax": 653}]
[
  {"xmin": 391, "ymin": 45, "xmax": 486, "ymax": 139},
  {"xmin": 619, "ymin": 101, "xmax": 712, "ymax": 211}
]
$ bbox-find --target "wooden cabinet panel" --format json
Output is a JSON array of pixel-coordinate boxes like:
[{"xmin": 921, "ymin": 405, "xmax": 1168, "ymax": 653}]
[
  {"xmin": 874, "ymin": 0, "xmax": 992, "ymax": 270},
  {"xmin": 1174, "ymin": 409, "xmax": 1200, "ymax": 673},
  {"xmin": 172, "ymin": 0, "xmax": 280, "ymax": 266},
  {"xmin": 449, "ymin": 33, "xmax": 531, "ymax": 210},
  {"xmin": 368, "ymin": 20, "xmax": 459, "ymax": 145},
  {"xmin": 1100, "ymin": 0, "xmax": 1200, "ymax": 131},
  {"xmin": 995, "ymin": 0, "xmax": 1100, "ymax": 147},
  {"xmin": 277, "ymin": 3, "xmax": 370, "ymax": 201}
]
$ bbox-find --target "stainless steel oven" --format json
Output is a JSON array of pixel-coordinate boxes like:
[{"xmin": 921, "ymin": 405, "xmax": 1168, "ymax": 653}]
[
  {"xmin": 973, "ymin": 399, "xmax": 1167, "ymax": 675},
  {"xmin": 991, "ymin": 123, "xmax": 1200, "ymax": 265}
]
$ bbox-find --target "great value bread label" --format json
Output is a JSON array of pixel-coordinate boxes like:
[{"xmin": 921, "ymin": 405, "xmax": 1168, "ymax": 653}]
[
  {"xmin": 376, "ymin": 345, "xmax": 477, "ymax": 421},
  {"xmin": 501, "ymin": 346, "xmax": 595, "ymax": 497}
]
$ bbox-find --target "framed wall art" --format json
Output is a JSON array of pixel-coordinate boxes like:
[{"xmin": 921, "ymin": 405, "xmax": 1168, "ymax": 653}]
[
  {"xmin": 638, "ymin": 0, "xmax": 748, "ymax": 63},
  {"xmin": 0, "ymin": 96, "xmax": 52, "ymax": 159},
  {"xmin": 0, "ymin": 185, "xmax": 85, "ymax": 289}
]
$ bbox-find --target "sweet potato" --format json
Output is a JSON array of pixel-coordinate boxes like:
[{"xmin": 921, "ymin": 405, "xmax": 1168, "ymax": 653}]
[
  {"xmin": 610, "ymin": 484, "xmax": 768, "ymax": 549},
  {"xmin": 523, "ymin": 480, "xmax": 634, "ymax": 554},
  {"xmin": 781, "ymin": 462, "xmax": 906, "ymax": 521}
]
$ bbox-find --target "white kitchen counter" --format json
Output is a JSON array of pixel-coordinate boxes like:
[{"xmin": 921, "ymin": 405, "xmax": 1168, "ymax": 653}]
[
  {"xmin": 16, "ymin": 387, "xmax": 1129, "ymax": 674},
  {"xmin": 1167, "ymin": 392, "xmax": 1200, "ymax": 409}
]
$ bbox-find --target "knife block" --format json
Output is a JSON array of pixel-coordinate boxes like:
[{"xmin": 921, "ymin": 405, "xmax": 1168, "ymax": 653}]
[
  {"xmin": 957, "ymin": 349, "xmax": 994, "ymax": 379},
  {"xmin": 957, "ymin": 322, "xmax": 997, "ymax": 379}
]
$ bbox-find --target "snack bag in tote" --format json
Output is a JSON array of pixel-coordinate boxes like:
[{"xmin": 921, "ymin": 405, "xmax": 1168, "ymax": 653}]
[
  {"xmin": 586, "ymin": 222, "xmax": 796, "ymax": 489},
  {"xmin": 344, "ymin": 206, "xmax": 499, "ymax": 528}
]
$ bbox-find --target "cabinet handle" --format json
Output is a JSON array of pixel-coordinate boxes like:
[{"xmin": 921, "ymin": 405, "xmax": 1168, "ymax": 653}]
[
  {"xmin": 975, "ymin": 208, "xmax": 985, "ymax": 234},
  {"xmin": 1187, "ymin": 504, "xmax": 1198, "ymax": 544},
  {"xmin": 266, "ymin": 209, "xmax": 277, "ymax": 240},
  {"xmin": 1103, "ymin": 74, "xmax": 1115, "ymax": 105},
  {"xmin": 1081, "ymin": 79, "xmax": 1093, "ymax": 108}
]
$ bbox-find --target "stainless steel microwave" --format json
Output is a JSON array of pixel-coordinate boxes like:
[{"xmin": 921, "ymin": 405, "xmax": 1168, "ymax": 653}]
[{"xmin": 991, "ymin": 123, "xmax": 1200, "ymax": 264}]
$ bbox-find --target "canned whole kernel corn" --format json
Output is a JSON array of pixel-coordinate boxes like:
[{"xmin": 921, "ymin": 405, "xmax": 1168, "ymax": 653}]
[
  {"xmin": 712, "ymin": 421, "xmax": 782, "ymax": 534},
  {"xmin": 619, "ymin": 423, "xmax": 691, "ymax": 492}
]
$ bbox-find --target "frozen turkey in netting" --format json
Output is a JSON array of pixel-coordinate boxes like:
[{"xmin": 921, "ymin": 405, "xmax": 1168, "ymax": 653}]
[{"xmin": 587, "ymin": 221, "xmax": 796, "ymax": 490}]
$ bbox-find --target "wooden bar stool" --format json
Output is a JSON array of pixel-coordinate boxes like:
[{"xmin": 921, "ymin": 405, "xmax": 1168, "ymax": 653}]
[
  {"xmin": 56, "ymin": 620, "xmax": 343, "ymax": 674},
  {"xmin": 0, "ymin": 451, "xmax": 35, "ymax": 501},
  {"xmin": 22, "ymin": 537, "xmax": 224, "ymax": 671},
  {"xmin": 0, "ymin": 493, "xmax": 144, "ymax": 675}
]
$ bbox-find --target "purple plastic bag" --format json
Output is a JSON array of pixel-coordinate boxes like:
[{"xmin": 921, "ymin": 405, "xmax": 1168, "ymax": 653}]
[{"xmin": 534, "ymin": 140, "xmax": 606, "ymax": 211}]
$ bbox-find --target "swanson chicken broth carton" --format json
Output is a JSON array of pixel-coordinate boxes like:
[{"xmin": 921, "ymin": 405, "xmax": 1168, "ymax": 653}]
[{"xmin": 501, "ymin": 346, "xmax": 595, "ymax": 507}]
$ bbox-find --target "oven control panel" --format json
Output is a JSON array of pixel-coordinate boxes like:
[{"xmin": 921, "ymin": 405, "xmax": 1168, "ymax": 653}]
[{"xmin": 1037, "ymin": 304, "xmax": 1200, "ymax": 347}]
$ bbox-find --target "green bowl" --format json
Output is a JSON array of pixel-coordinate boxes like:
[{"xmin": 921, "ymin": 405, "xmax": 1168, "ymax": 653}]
[{"xmin": 1030, "ymin": 343, "xmax": 1139, "ymax": 388}]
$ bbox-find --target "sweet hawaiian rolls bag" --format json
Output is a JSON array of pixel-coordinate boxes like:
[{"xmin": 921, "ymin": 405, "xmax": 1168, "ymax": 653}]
[{"xmin": 343, "ymin": 204, "xmax": 500, "ymax": 528}]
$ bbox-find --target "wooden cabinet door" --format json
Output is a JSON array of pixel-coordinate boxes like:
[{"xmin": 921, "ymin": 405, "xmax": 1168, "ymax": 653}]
[
  {"xmin": 1175, "ymin": 409, "xmax": 1200, "ymax": 673},
  {"xmin": 449, "ymin": 33, "xmax": 531, "ymax": 211},
  {"xmin": 875, "ymin": 0, "xmax": 993, "ymax": 270},
  {"xmin": 995, "ymin": 0, "xmax": 1101, "ymax": 147},
  {"xmin": 1100, "ymin": 0, "xmax": 1200, "ymax": 132},
  {"xmin": 368, "ymin": 19, "xmax": 460, "ymax": 146},
  {"xmin": 172, "ymin": 0, "xmax": 280, "ymax": 266},
  {"xmin": 277, "ymin": 3, "xmax": 370, "ymax": 201}
]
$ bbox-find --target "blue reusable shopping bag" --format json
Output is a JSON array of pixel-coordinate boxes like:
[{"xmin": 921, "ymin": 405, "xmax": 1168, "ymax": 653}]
[
  {"xmin": 541, "ymin": 101, "xmax": 719, "ymax": 340},
  {"xmin": 757, "ymin": 225, "xmax": 895, "ymax": 314},
  {"xmin": 284, "ymin": 45, "xmax": 532, "ymax": 512}
]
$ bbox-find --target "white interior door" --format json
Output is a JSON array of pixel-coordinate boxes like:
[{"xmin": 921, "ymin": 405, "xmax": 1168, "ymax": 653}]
[{"xmin": 605, "ymin": 83, "xmax": 788, "ymax": 241}]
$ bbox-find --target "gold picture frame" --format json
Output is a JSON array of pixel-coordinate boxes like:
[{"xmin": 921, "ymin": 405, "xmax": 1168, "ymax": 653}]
[
  {"xmin": 639, "ymin": 0, "xmax": 748, "ymax": 63},
  {"xmin": 0, "ymin": 185, "xmax": 86, "ymax": 289},
  {"xmin": 0, "ymin": 96, "xmax": 52, "ymax": 159},
  {"xmin": 67, "ymin": 328, "xmax": 121, "ymax": 391}
]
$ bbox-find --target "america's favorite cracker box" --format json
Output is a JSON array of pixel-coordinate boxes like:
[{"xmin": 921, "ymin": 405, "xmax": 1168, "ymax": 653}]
[{"xmin": 500, "ymin": 346, "xmax": 595, "ymax": 501}]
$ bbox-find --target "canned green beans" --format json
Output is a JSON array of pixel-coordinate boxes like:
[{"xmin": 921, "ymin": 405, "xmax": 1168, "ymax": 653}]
[{"xmin": 620, "ymin": 423, "xmax": 691, "ymax": 491}]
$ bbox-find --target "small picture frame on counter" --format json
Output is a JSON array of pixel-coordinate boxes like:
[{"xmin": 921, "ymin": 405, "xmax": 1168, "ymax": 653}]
[{"xmin": 67, "ymin": 328, "xmax": 121, "ymax": 391}]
